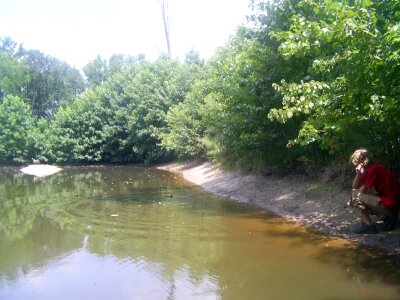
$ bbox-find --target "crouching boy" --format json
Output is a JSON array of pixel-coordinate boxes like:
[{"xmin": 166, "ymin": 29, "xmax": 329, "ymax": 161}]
[{"xmin": 349, "ymin": 149, "xmax": 400, "ymax": 234}]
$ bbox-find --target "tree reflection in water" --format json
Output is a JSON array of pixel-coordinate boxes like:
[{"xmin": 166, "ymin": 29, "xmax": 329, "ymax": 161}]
[{"xmin": 0, "ymin": 166, "xmax": 400, "ymax": 300}]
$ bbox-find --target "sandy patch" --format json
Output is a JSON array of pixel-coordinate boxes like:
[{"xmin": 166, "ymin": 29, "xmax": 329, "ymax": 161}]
[{"xmin": 158, "ymin": 162, "xmax": 400, "ymax": 254}]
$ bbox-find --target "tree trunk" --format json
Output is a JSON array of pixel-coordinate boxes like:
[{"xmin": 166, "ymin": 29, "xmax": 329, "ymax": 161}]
[{"xmin": 160, "ymin": 0, "xmax": 172, "ymax": 59}]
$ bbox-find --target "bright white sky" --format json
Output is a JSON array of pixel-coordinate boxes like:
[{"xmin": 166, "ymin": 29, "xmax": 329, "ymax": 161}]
[{"xmin": 0, "ymin": 0, "xmax": 252, "ymax": 69}]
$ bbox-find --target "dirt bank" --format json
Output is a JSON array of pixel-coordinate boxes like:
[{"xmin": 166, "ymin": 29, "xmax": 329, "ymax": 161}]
[{"xmin": 158, "ymin": 162, "xmax": 400, "ymax": 254}]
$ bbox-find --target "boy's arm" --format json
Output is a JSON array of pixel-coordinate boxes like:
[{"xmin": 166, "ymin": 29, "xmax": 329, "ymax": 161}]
[
  {"xmin": 352, "ymin": 173, "xmax": 363, "ymax": 189},
  {"xmin": 352, "ymin": 164, "xmax": 366, "ymax": 189},
  {"xmin": 348, "ymin": 164, "xmax": 367, "ymax": 206},
  {"xmin": 358, "ymin": 184, "xmax": 367, "ymax": 193}
]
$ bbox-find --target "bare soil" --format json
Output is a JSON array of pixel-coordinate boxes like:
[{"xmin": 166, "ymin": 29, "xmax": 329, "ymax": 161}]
[{"xmin": 158, "ymin": 161, "xmax": 400, "ymax": 254}]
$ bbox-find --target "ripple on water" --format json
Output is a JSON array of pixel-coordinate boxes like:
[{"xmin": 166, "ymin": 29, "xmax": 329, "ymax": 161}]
[{"xmin": 2, "ymin": 166, "xmax": 400, "ymax": 300}]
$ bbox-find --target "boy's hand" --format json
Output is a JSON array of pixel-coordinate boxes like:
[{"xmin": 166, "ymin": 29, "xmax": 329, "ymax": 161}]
[{"xmin": 347, "ymin": 191, "xmax": 354, "ymax": 207}]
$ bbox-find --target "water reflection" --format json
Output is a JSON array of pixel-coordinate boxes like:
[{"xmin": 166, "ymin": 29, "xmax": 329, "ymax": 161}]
[{"xmin": 0, "ymin": 166, "xmax": 400, "ymax": 300}]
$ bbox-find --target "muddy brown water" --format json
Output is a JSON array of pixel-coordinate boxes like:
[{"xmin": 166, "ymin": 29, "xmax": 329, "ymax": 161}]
[{"xmin": 0, "ymin": 165, "xmax": 400, "ymax": 300}]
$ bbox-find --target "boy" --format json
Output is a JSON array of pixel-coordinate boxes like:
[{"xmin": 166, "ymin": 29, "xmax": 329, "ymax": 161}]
[{"xmin": 349, "ymin": 149, "xmax": 400, "ymax": 234}]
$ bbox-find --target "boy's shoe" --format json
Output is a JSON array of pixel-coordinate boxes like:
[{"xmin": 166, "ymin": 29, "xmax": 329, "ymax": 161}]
[
  {"xmin": 354, "ymin": 223, "xmax": 377, "ymax": 234},
  {"xmin": 380, "ymin": 214, "xmax": 398, "ymax": 231}
]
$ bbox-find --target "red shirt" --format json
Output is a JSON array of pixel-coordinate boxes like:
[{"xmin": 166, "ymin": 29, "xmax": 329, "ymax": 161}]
[{"xmin": 361, "ymin": 163, "xmax": 400, "ymax": 211}]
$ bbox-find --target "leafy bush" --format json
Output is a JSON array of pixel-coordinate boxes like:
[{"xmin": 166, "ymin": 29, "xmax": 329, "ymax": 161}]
[{"xmin": 0, "ymin": 95, "xmax": 33, "ymax": 163}]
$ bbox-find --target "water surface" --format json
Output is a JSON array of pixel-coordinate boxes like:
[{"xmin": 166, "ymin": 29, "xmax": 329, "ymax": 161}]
[{"xmin": 0, "ymin": 166, "xmax": 399, "ymax": 300}]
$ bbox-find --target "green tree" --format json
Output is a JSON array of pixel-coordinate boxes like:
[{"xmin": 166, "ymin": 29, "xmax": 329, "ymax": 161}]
[
  {"xmin": 0, "ymin": 36, "xmax": 19, "ymax": 54},
  {"xmin": 83, "ymin": 55, "xmax": 107, "ymax": 88},
  {"xmin": 0, "ymin": 37, "xmax": 30, "ymax": 100},
  {"xmin": 0, "ymin": 95, "xmax": 33, "ymax": 163},
  {"xmin": 126, "ymin": 57, "xmax": 195, "ymax": 163},
  {"xmin": 161, "ymin": 80, "xmax": 207, "ymax": 158},
  {"xmin": 90, "ymin": 68, "xmax": 140, "ymax": 163},
  {"xmin": 266, "ymin": 0, "xmax": 400, "ymax": 166},
  {"xmin": 83, "ymin": 54, "xmax": 144, "ymax": 89},
  {"xmin": 189, "ymin": 23, "xmax": 309, "ymax": 167},
  {"xmin": 50, "ymin": 89, "xmax": 107, "ymax": 163},
  {"xmin": 0, "ymin": 51, "xmax": 29, "ymax": 100},
  {"xmin": 107, "ymin": 54, "xmax": 140, "ymax": 77},
  {"xmin": 48, "ymin": 56, "xmax": 199, "ymax": 164},
  {"xmin": 19, "ymin": 49, "xmax": 84, "ymax": 117},
  {"xmin": 184, "ymin": 48, "xmax": 204, "ymax": 66}
]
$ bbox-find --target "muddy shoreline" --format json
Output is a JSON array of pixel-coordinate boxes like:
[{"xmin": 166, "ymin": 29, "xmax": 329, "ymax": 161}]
[{"xmin": 158, "ymin": 162, "xmax": 400, "ymax": 254}]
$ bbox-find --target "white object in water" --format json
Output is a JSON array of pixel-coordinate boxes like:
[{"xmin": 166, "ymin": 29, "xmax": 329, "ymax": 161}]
[{"xmin": 20, "ymin": 164, "xmax": 62, "ymax": 177}]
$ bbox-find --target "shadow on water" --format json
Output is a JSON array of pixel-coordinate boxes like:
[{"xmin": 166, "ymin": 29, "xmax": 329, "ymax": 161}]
[{"xmin": 244, "ymin": 210, "xmax": 400, "ymax": 292}]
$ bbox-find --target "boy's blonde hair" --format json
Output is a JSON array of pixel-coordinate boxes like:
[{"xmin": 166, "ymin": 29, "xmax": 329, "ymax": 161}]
[{"xmin": 349, "ymin": 148, "xmax": 371, "ymax": 167}]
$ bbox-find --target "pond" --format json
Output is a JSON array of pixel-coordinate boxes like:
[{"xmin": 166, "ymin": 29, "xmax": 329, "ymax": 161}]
[{"xmin": 0, "ymin": 165, "xmax": 400, "ymax": 300}]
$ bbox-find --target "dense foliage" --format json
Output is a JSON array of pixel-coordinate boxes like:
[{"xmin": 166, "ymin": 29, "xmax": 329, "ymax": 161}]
[
  {"xmin": 1, "ymin": 0, "xmax": 400, "ymax": 170},
  {"xmin": 267, "ymin": 0, "xmax": 400, "ymax": 169},
  {"xmin": 0, "ymin": 95, "xmax": 33, "ymax": 163}
]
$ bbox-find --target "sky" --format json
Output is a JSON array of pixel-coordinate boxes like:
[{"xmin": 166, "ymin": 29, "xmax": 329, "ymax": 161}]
[{"xmin": 0, "ymin": 0, "xmax": 252, "ymax": 69}]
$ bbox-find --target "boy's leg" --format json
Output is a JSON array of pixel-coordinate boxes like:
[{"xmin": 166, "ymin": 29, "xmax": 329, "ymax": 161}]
[
  {"xmin": 356, "ymin": 192, "xmax": 397, "ymax": 231},
  {"xmin": 358, "ymin": 193, "xmax": 392, "ymax": 217},
  {"xmin": 352, "ymin": 189, "xmax": 391, "ymax": 216},
  {"xmin": 351, "ymin": 190, "xmax": 379, "ymax": 234}
]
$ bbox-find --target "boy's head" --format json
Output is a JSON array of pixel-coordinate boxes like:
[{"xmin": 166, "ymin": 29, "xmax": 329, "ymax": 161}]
[{"xmin": 349, "ymin": 148, "xmax": 370, "ymax": 167}]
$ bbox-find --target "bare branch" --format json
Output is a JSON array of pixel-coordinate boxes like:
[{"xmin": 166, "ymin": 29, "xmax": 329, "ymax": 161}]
[{"xmin": 159, "ymin": 0, "xmax": 172, "ymax": 59}]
